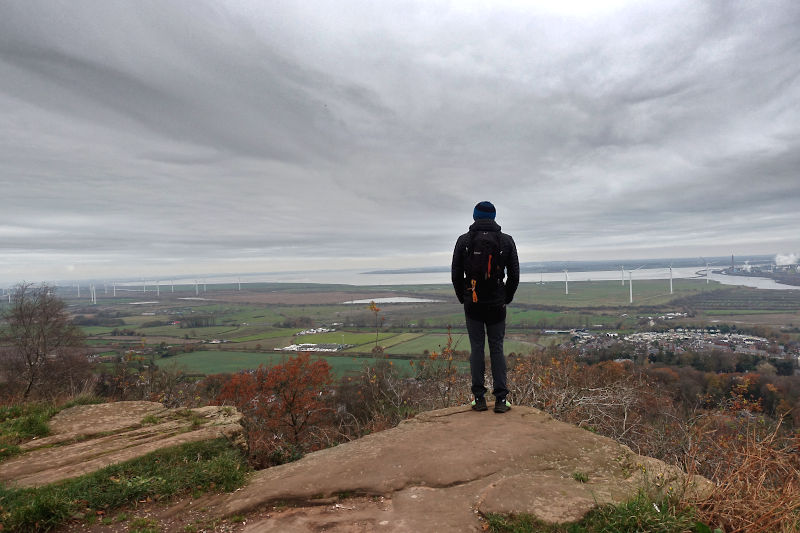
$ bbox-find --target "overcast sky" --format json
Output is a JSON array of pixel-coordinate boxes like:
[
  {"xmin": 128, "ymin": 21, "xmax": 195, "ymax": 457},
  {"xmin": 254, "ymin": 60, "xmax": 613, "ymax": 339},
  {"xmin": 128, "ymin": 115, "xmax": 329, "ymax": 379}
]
[{"xmin": 1, "ymin": 0, "xmax": 799, "ymax": 284}]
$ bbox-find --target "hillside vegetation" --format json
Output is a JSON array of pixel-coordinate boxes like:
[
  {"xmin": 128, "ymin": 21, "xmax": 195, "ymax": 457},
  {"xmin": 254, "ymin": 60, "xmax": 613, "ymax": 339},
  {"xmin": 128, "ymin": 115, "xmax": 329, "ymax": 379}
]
[{"xmin": 0, "ymin": 280, "xmax": 798, "ymax": 531}]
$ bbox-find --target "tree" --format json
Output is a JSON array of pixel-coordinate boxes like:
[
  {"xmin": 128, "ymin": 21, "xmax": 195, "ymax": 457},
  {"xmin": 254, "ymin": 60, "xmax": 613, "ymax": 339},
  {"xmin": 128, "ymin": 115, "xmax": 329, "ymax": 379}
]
[
  {"xmin": 215, "ymin": 353, "xmax": 333, "ymax": 466},
  {"xmin": 1, "ymin": 283, "xmax": 85, "ymax": 399}
]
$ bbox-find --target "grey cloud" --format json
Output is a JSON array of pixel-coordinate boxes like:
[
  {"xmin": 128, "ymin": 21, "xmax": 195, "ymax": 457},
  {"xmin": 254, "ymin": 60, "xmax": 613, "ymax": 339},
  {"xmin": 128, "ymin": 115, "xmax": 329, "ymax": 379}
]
[{"xmin": 1, "ymin": 1, "xmax": 799, "ymax": 283}]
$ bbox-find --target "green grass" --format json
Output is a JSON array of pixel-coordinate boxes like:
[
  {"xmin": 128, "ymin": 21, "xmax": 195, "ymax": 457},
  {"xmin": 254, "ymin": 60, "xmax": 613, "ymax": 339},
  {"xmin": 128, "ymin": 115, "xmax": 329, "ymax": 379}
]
[
  {"xmin": 141, "ymin": 414, "xmax": 160, "ymax": 425},
  {"xmin": 128, "ymin": 516, "xmax": 160, "ymax": 533},
  {"xmin": 383, "ymin": 333, "xmax": 455, "ymax": 355},
  {"xmin": 229, "ymin": 328, "xmax": 301, "ymax": 342},
  {"xmin": 508, "ymin": 309, "xmax": 633, "ymax": 329},
  {"xmin": 0, "ymin": 398, "xmax": 106, "ymax": 463},
  {"xmin": 486, "ymin": 491, "xmax": 708, "ymax": 533},
  {"xmin": 78, "ymin": 326, "xmax": 118, "ymax": 335},
  {"xmin": 296, "ymin": 331, "xmax": 398, "ymax": 347},
  {"xmin": 673, "ymin": 286, "xmax": 800, "ymax": 311},
  {"xmin": 0, "ymin": 403, "xmax": 57, "ymax": 443},
  {"xmin": 572, "ymin": 471, "xmax": 589, "ymax": 483},
  {"xmin": 162, "ymin": 350, "xmax": 421, "ymax": 377},
  {"xmin": 378, "ymin": 331, "xmax": 538, "ymax": 357},
  {"xmin": 377, "ymin": 332, "xmax": 425, "ymax": 348},
  {"xmin": 60, "ymin": 395, "xmax": 105, "ymax": 410},
  {"xmin": 0, "ymin": 438, "xmax": 249, "ymax": 532},
  {"xmin": 0, "ymin": 444, "xmax": 21, "ymax": 461}
]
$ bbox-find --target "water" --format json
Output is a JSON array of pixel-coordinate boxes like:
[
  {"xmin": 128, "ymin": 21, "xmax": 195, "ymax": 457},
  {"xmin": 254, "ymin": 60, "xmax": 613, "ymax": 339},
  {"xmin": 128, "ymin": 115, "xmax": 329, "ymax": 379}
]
[
  {"xmin": 343, "ymin": 297, "xmax": 442, "ymax": 304},
  {"xmin": 112, "ymin": 266, "xmax": 800, "ymax": 291}
]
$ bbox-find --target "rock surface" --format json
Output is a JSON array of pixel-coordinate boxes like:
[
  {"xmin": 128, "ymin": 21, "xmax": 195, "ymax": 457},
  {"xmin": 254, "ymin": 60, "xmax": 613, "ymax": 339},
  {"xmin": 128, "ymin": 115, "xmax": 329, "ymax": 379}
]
[
  {"xmin": 207, "ymin": 405, "xmax": 708, "ymax": 532},
  {"xmin": 0, "ymin": 401, "xmax": 244, "ymax": 488}
]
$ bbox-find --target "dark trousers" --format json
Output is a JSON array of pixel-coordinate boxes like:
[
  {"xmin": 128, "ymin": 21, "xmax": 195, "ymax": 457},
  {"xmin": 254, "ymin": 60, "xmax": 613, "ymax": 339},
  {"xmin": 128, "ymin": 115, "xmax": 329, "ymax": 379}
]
[{"xmin": 465, "ymin": 313, "xmax": 508, "ymax": 401}]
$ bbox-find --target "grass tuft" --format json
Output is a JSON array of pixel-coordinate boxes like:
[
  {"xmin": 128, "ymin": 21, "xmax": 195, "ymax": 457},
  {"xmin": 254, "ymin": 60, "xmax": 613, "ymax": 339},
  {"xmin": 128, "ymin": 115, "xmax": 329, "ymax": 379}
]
[
  {"xmin": 571, "ymin": 471, "xmax": 589, "ymax": 483},
  {"xmin": 61, "ymin": 395, "xmax": 105, "ymax": 410},
  {"xmin": 0, "ymin": 403, "xmax": 57, "ymax": 444},
  {"xmin": 0, "ymin": 438, "xmax": 249, "ymax": 532},
  {"xmin": 141, "ymin": 414, "xmax": 160, "ymax": 425},
  {"xmin": 0, "ymin": 444, "xmax": 21, "ymax": 461},
  {"xmin": 486, "ymin": 490, "xmax": 705, "ymax": 533}
]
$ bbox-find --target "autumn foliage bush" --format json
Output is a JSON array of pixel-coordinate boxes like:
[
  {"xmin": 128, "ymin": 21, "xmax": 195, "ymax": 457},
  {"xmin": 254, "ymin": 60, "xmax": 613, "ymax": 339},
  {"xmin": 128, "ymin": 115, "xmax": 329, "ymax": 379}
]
[
  {"xmin": 508, "ymin": 348, "xmax": 799, "ymax": 532},
  {"xmin": 214, "ymin": 353, "xmax": 334, "ymax": 468},
  {"xmin": 681, "ymin": 378, "xmax": 800, "ymax": 532},
  {"xmin": 509, "ymin": 347, "xmax": 685, "ymax": 463}
]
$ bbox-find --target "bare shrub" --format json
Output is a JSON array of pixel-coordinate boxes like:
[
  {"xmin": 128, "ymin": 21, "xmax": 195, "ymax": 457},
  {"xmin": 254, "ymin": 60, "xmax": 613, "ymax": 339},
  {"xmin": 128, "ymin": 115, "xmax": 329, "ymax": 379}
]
[
  {"xmin": 1, "ymin": 283, "xmax": 89, "ymax": 400},
  {"xmin": 337, "ymin": 359, "xmax": 417, "ymax": 435},
  {"xmin": 411, "ymin": 327, "xmax": 470, "ymax": 410},
  {"xmin": 686, "ymin": 416, "xmax": 800, "ymax": 532},
  {"xmin": 509, "ymin": 348, "xmax": 682, "ymax": 462}
]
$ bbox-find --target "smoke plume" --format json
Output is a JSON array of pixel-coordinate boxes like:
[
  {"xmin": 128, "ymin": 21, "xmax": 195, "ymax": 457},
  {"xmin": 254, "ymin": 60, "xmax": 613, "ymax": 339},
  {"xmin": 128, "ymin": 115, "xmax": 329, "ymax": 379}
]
[{"xmin": 775, "ymin": 253, "xmax": 799, "ymax": 266}]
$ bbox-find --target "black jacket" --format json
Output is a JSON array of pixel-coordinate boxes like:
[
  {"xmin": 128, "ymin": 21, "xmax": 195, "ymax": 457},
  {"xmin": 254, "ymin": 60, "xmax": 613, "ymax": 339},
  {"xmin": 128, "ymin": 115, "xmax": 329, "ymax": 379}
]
[{"xmin": 451, "ymin": 219, "xmax": 520, "ymax": 307}]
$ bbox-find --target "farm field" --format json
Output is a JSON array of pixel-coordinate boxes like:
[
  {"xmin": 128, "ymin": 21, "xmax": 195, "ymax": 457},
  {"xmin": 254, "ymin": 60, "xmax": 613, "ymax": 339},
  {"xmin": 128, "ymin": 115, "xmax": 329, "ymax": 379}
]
[
  {"xmin": 512, "ymin": 279, "xmax": 717, "ymax": 308},
  {"xmin": 163, "ymin": 350, "xmax": 424, "ymax": 377},
  {"xmin": 673, "ymin": 286, "xmax": 800, "ymax": 311},
  {"xmin": 384, "ymin": 333, "xmax": 467, "ymax": 355},
  {"xmin": 44, "ymin": 277, "xmax": 800, "ymax": 378},
  {"xmin": 293, "ymin": 331, "xmax": 397, "ymax": 348}
]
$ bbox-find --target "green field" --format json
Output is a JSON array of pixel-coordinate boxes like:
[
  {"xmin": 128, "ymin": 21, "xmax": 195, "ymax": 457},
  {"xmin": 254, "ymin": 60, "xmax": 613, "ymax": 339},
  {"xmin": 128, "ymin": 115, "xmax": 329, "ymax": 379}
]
[
  {"xmin": 229, "ymin": 328, "xmax": 303, "ymax": 342},
  {"xmin": 64, "ymin": 279, "xmax": 800, "ymax": 374},
  {"xmin": 675, "ymin": 286, "xmax": 800, "ymax": 311},
  {"xmin": 512, "ymin": 279, "xmax": 718, "ymax": 308},
  {"xmin": 298, "ymin": 331, "xmax": 398, "ymax": 348},
  {"xmin": 702, "ymin": 309, "xmax": 792, "ymax": 316},
  {"xmin": 163, "ymin": 350, "xmax": 419, "ymax": 377},
  {"xmin": 384, "ymin": 333, "xmax": 468, "ymax": 355},
  {"xmin": 79, "ymin": 326, "xmax": 117, "ymax": 335}
]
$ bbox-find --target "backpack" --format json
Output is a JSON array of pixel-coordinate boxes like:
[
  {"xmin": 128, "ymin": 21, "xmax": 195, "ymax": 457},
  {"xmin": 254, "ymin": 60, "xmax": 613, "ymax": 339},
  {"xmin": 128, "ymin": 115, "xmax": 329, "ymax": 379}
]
[{"xmin": 465, "ymin": 230, "xmax": 504, "ymax": 303}]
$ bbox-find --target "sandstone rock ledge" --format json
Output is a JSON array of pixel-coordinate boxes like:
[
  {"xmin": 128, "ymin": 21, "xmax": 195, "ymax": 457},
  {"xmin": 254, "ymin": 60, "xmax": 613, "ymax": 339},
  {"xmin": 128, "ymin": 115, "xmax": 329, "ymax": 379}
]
[
  {"xmin": 208, "ymin": 405, "xmax": 708, "ymax": 533},
  {"xmin": 0, "ymin": 401, "xmax": 244, "ymax": 488}
]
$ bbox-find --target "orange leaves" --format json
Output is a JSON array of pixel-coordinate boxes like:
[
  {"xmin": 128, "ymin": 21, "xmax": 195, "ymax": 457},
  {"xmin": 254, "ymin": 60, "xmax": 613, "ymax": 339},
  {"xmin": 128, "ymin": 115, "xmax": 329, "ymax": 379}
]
[{"xmin": 215, "ymin": 353, "xmax": 333, "ymax": 456}]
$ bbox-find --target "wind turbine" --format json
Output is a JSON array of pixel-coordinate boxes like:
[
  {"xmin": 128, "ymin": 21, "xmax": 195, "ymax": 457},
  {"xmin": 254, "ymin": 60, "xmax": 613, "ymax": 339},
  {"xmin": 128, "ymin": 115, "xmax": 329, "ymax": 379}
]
[
  {"xmin": 620, "ymin": 265, "xmax": 625, "ymax": 286},
  {"xmin": 629, "ymin": 266, "xmax": 644, "ymax": 304},
  {"xmin": 700, "ymin": 257, "xmax": 717, "ymax": 285},
  {"xmin": 156, "ymin": 281, "xmax": 160, "ymax": 297},
  {"xmin": 669, "ymin": 263, "xmax": 674, "ymax": 295},
  {"xmin": 238, "ymin": 277, "xmax": 241, "ymax": 291},
  {"xmin": 195, "ymin": 280, "xmax": 199, "ymax": 296},
  {"xmin": 564, "ymin": 270, "xmax": 569, "ymax": 295}
]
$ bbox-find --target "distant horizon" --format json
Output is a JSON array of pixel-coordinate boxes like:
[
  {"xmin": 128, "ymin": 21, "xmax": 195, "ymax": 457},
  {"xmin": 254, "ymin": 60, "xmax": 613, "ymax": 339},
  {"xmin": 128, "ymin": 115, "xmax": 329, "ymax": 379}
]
[{"xmin": 1, "ymin": 252, "xmax": 788, "ymax": 288}]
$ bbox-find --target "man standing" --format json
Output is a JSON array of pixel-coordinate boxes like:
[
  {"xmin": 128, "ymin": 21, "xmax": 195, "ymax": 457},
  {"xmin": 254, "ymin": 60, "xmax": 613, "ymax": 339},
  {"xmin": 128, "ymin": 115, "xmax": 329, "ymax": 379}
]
[{"xmin": 451, "ymin": 201, "xmax": 520, "ymax": 413}]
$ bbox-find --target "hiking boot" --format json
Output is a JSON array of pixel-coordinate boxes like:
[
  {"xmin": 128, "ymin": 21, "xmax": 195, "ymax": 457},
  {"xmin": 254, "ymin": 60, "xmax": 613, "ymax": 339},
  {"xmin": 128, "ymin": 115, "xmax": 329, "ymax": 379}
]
[
  {"xmin": 494, "ymin": 398, "xmax": 511, "ymax": 413},
  {"xmin": 471, "ymin": 397, "xmax": 488, "ymax": 411}
]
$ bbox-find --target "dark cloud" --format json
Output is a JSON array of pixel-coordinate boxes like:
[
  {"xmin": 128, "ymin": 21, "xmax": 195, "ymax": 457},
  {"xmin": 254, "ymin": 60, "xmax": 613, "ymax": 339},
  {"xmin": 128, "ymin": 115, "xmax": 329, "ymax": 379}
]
[{"xmin": 1, "ymin": 1, "xmax": 799, "ymax": 283}]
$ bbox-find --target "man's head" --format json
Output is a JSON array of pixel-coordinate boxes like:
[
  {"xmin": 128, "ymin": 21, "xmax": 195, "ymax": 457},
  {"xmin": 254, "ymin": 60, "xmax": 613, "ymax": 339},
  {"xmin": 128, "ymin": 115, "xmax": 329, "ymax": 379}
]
[{"xmin": 473, "ymin": 201, "xmax": 496, "ymax": 220}]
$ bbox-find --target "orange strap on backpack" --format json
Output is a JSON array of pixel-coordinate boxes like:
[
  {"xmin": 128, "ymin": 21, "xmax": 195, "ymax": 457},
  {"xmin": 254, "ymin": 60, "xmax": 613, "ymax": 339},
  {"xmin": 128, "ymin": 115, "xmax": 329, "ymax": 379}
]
[{"xmin": 471, "ymin": 279, "xmax": 478, "ymax": 303}]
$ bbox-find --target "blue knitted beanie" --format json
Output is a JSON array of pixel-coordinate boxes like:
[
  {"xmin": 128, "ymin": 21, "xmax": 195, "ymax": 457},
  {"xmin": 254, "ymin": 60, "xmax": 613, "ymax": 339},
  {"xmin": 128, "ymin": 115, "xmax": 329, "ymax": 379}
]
[{"xmin": 473, "ymin": 201, "xmax": 496, "ymax": 220}]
